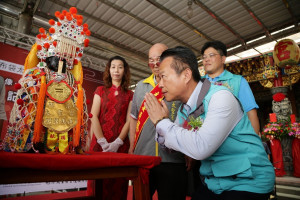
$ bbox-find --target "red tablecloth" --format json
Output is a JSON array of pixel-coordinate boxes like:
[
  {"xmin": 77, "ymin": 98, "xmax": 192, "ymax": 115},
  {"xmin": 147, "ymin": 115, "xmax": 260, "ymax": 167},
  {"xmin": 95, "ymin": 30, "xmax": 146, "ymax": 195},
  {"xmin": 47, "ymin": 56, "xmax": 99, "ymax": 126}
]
[{"xmin": 0, "ymin": 151, "xmax": 161, "ymax": 170}]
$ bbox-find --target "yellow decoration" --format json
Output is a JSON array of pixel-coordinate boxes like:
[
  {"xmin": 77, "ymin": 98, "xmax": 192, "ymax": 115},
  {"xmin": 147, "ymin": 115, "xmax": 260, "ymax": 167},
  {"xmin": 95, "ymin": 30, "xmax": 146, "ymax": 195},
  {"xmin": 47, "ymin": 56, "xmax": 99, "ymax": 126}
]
[
  {"xmin": 58, "ymin": 132, "xmax": 69, "ymax": 154},
  {"xmin": 43, "ymin": 99, "xmax": 78, "ymax": 133},
  {"xmin": 24, "ymin": 43, "xmax": 39, "ymax": 72},
  {"xmin": 47, "ymin": 81, "xmax": 72, "ymax": 103},
  {"xmin": 284, "ymin": 65, "xmax": 300, "ymax": 75},
  {"xmin": 70, "ymin": 61, "xmax": 83, "ymax": 84},
  {"xmin": 17, "ymin": 129, "xmax": 30, "ymax": 150},
  {"xmin": 282, "ymin": 74, "xmax": 300, "ymax": 86},
  {"xmin": 47, "ymin": 131, "xmax": 58, "ymax": 151},
  {"xmin": 259, "ymin": 80, "xmax": 274, "ymax": 88}
]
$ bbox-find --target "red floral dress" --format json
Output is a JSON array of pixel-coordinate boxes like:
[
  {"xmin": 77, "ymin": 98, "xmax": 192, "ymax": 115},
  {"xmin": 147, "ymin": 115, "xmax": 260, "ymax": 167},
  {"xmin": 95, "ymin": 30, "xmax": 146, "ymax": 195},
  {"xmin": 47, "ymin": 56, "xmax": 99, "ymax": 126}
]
[
  {"xmin": 89, "ymin": 85, "xmax": 133, "ymax": 153},
  {"xmin": 88, "ymin": 85, "xmax": 133, "ymax": 200}
]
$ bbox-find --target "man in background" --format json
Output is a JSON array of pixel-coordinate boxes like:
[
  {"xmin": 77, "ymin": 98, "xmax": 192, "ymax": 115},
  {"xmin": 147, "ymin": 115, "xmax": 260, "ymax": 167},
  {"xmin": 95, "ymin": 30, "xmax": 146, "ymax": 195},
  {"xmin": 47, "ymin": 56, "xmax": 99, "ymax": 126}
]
[
  {"xmin": 129, "ymin": 43, "xmax": 188, "ymax": 200},
  {"xmin": 201, "ymin": 41, "xmax": 260, "ymax": 134}
]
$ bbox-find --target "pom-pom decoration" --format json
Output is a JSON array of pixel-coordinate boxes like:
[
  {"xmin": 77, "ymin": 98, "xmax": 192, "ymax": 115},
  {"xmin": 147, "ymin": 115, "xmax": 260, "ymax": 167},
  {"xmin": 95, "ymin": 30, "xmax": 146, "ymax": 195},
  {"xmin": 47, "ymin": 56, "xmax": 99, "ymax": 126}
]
[
  {"xmin": 37, "ymin": 45, "xmax": 42, "ymax": 50},
  {"xmin": 77, "ymin": 20, "xmax": 83, "ymax": 26},
  {"xmin": 273, "ymin": 93, "xmax": 286, "ymax": 102},
  {"xmin": 43, "ymin": 43, "xmax": 50, "ymax": 49},
  {"xmin": 53, "ymin": 41, "xmax": 57, "ymax": 47},
  {"xmin": 84, "ymin": 39, "xmax": 90, "ymax": 47},
  {"xmin": 69, "ymin": 7, "xmax": 77, "ymax": 14},
  {"xmin": 14, "ymin": 83, "xmax": 21, "ymax": 90},
  {"xmin": 66, "ymin": 14, "xmax": 72, "ymax": 21},
  {"xmin": 49, "ymin": 27, "xmax": 55, "ymax": 34},
  {"xmin": 55, "ymin": 11, "xmax": 60, "ymax": 17},
  {"xmin": 39, "ymin": 28, "xmax": 45, "ymax": 34},
  {"xmin": 88, "ymin": 113, "xmax": 93, "ymax": 118},
  {"xmin": 73, "ymin": 59, "xmax": 78, "ymax": 65},
  {"xmin": 17, "ymin": 98, "xmax": 24, "ymax": 105},
  {"xmin": 59, "ymin": 14, "xmax": 64, "ymax": 20},
  {"xmin": 49, "ymin": 19, "xmax": 55, "ymax": 26},
  {"xmin": 85, "ymin": 30, "xmax": 91, "ymax": 36}
]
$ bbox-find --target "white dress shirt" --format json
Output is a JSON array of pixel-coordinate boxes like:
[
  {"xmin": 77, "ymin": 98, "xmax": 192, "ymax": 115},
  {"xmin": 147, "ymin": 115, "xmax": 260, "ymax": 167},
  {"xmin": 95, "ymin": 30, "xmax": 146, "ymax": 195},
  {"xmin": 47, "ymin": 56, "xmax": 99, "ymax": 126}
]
[{"xmin": 156, "ymin": 81, "xmax": 243, "ymax": 160}]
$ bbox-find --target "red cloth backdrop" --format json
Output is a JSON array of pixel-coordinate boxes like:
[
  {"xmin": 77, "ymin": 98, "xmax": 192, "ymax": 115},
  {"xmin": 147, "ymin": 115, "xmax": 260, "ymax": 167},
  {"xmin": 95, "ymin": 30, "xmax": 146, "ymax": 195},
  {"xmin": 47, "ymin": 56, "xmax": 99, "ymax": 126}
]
[
  {"xmin": 0, "ymin": 43, "xmax": 103, "ymax": 142},
  {"xmin": 292, "ymin": 138, "xmax": 300, "ymax": 177},
  {"xmin": 270, "ymin": 139, "xmax": 286, "ymax": 177}
]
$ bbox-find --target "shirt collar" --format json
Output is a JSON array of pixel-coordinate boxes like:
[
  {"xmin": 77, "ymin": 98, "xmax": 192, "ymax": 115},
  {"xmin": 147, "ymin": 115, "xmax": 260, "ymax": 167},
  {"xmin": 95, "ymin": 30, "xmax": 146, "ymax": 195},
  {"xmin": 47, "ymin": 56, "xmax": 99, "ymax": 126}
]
[
  {"xmin": 111, "ymin": 84, "xmax": 121, "ymax": 90},
  {"xmin": 205, "ymin": 70, "xmax": 225, "ymax": 83},
  {"xmin": 143, "ymin": 74, "xmax": 156, "ymax": 88},
  {"xmin": 184, "ymin": 81, "xmax": 203, "ymax": 115}
]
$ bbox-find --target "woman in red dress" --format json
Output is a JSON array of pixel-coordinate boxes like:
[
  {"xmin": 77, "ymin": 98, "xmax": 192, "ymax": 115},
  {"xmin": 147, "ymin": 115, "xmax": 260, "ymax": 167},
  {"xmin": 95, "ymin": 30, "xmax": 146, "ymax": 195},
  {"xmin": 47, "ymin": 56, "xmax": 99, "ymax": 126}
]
[{"xmin": 88, "ymin": 56, "xmax": 133, "ymax": 200}]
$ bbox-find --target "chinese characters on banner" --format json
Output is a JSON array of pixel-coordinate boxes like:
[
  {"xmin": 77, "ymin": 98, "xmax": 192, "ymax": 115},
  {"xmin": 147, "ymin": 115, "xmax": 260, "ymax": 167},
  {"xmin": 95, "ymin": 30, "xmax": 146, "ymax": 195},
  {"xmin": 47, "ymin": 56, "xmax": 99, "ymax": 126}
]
[
  {"xmin": 0, "ymin": 59, "xmax": 23, "ymax": 141},
  {"xmin": 0, "ymin": 59, "xmax": 24, "ymax": 103}
]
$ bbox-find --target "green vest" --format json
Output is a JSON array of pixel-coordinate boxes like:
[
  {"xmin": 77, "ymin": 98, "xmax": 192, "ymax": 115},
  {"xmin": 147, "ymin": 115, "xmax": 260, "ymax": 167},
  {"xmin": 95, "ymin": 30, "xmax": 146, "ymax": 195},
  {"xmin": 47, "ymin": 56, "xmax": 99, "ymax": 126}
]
[
  {"xmin": 215, "ymin": 70, "xmax": 241, "ymax": 98},
  {"xmin": 199, "ymin": 84, "xmax": 275, "ymax": 194}
]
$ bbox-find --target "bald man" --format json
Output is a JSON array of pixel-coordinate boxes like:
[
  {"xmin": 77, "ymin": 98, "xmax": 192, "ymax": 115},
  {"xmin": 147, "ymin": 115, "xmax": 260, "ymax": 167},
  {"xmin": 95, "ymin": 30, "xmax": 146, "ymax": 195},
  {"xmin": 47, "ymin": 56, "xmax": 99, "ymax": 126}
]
[{"xmin": 129, "ymin": 43, "xmax": 187, "ymax": 200}]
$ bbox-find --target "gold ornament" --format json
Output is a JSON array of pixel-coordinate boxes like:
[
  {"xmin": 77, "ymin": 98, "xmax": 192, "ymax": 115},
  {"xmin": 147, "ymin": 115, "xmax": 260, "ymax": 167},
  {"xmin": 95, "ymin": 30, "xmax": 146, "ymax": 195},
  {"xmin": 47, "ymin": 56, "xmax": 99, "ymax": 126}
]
[
  {"xmin": 47, "ymin": 81, "xmax": 73, "ymax": 103},
  {"xmin": 42, "ymin": 99, "xmax": 78, "ymax": 133}
]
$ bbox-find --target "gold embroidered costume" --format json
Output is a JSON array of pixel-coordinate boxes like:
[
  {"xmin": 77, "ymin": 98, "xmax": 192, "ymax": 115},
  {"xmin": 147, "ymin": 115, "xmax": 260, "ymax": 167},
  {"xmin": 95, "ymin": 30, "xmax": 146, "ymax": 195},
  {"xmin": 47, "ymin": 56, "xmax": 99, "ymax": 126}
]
[{"xmin": 2, "ymin": 7, "xmax": 90, "ymax": 154}]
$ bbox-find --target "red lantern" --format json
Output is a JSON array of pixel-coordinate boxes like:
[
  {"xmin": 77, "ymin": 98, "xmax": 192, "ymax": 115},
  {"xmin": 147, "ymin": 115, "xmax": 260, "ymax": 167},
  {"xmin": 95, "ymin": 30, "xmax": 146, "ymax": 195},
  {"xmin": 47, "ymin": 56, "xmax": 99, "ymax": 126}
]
[{"xmin": 273, "ymin": 39, "xmax": 300, "ymax": 68}]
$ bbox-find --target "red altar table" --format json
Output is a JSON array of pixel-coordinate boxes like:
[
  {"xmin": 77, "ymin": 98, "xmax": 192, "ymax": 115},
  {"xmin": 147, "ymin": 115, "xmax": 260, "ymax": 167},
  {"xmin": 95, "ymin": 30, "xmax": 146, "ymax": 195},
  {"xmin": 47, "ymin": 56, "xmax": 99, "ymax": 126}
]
[{"xmin": 0, "ymin": 151, "xmax": 161, "ymax": 200}]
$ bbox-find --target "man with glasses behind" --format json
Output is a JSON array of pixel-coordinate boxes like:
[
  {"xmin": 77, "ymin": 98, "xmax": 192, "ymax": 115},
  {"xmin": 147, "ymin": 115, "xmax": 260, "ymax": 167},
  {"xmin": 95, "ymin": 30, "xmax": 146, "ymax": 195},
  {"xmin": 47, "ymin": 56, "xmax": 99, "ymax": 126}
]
[
  {"xmin": 129, "ymin": 43, "xmax": 188, "ymax": 200},
  {"xmin": 201, "ymin": 41, "xmax": 260, "ymax": 135}
]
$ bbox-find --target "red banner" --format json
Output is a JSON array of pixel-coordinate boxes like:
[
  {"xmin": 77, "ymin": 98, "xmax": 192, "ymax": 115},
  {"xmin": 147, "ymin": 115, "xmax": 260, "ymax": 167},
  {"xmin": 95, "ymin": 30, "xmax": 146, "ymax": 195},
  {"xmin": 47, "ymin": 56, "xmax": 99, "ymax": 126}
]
[{"xmin": 133, "ymin": 85, "xmax": 163, "ymax": 151}]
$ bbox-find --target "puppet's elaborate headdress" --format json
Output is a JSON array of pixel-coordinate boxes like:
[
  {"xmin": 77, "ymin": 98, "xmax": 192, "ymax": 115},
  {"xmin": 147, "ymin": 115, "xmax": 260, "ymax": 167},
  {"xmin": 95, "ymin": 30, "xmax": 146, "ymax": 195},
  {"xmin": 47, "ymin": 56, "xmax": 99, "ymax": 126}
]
[{"xmin": 36, "ymin": 7, "xmax": 90, "ymax": 70}]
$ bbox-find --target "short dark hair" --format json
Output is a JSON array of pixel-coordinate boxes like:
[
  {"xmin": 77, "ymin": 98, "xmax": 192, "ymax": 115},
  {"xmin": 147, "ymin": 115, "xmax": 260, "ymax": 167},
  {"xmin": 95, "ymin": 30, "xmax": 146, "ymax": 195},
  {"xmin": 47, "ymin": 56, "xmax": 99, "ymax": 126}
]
[
  {"xmin": 201, "ymin": 41, "xmax": 227, "ymax": 57},
  {"xmin": 103, "ymin": 56, "xmax": 131, "ymax": 91},
  {"xmin": 160, "ymin": 46, "xmax": 201, "ymax": 82}
]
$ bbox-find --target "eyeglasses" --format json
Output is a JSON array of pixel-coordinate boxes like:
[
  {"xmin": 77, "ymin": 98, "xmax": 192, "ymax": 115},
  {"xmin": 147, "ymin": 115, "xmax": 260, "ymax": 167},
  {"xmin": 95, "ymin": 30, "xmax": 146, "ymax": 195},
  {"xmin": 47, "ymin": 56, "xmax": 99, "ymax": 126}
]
[
  {"xmin": 148, "ymin": 56, "xmax": 161, "ymax": 68},
  {"xmin": 148, "ymin": 62, "xmax": 160, "ymax": 68},
  {"xmin": 201, "ymin": 53, "xmax": 220, "ymax": 60}
]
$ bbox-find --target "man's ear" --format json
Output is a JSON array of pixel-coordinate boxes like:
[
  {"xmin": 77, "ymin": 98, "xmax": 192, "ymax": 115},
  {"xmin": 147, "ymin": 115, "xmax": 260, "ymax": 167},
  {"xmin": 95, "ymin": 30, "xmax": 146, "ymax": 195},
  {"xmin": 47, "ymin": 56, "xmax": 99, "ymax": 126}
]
[
  {"xmin": 222, "ymin": 55, "xmax": 226, "ymax": 65},
  {"xmin": 183, "ymin": 68, "xmax": 193, "ymax": 84}
]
